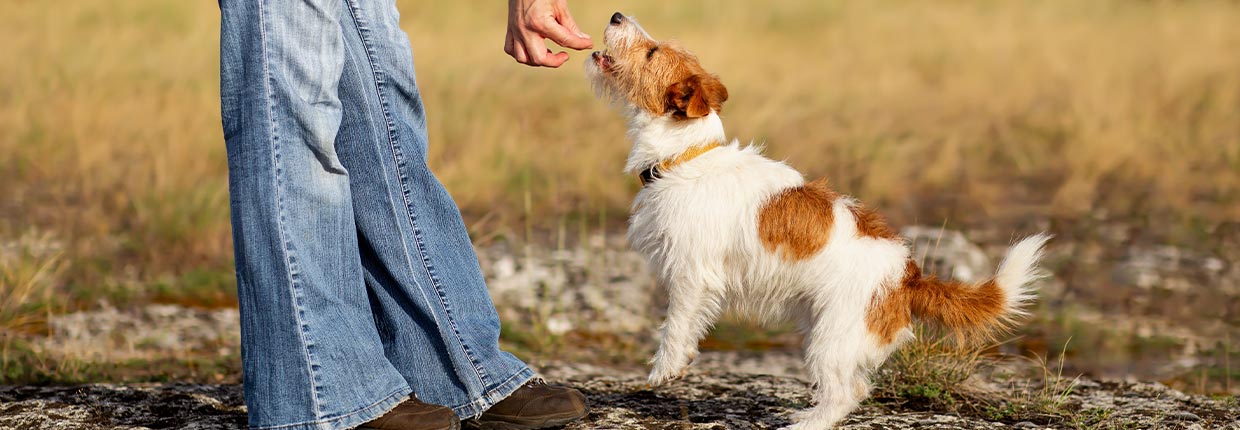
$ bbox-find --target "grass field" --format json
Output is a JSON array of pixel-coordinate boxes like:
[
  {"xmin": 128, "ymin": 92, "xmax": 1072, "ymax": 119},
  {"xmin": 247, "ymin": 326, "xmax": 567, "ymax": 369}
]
[{"xmin": 2, "ymin": 0, "xmax": 1239, "ymax": 389}]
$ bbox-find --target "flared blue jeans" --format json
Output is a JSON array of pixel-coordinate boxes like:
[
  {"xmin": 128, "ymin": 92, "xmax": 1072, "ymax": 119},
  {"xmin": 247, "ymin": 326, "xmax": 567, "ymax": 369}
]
[{"xmin": 219, "ymin": 1, "xmax": 534, "ymax": 428}]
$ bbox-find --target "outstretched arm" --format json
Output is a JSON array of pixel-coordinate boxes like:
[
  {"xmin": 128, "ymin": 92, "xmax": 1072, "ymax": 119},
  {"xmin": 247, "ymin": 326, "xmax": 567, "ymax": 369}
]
[{"xmin": 505, "ymin": 0, "xmax": 593, "ymax": 68}]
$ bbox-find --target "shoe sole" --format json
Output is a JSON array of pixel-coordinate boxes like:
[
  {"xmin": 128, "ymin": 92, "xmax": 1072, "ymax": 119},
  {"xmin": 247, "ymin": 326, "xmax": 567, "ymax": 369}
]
[{"xmin": 466, "ymin": 407, "xmax": 590, "ymax": 430}]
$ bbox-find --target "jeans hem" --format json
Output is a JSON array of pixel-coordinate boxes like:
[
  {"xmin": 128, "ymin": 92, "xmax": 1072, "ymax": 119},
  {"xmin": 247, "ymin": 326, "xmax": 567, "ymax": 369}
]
[
  {"xmin": 450, "ymin": 366, "xmax": 537, "ymax": 419},
  {"xmin": 250, "ymin": 385, "xmax": 412, "ymax": 430}
]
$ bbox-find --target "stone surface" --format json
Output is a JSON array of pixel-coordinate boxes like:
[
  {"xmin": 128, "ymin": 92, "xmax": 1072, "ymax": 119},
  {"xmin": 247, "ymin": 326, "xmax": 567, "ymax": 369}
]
[
  {"xmin": 3, "ymin": 352, "xmax": 1236, "ymax": 430},
  {"xmin": 900, "ymin": 226, "xmax": 992, "ymax": 283},
  {"xmin": 0, "ymin": 384, "xmax": 246, "ymax": 430},
  {"xmin": 12, "ymin": 226, "xmax": 1240, "ymax": 428},
  {"xmin": 1112, "ymin": 245, "xmax": 1229, "ymax": 293},
  {"xmin": 479, "ymin": 242, "xmax": 657, "ymax": 336}
]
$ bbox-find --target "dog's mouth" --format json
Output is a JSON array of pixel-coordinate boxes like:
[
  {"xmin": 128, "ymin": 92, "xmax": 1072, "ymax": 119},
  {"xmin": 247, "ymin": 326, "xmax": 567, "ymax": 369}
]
[{"xmin": 592, "ymin": 51, "xmax": 614, "ymax": 71}]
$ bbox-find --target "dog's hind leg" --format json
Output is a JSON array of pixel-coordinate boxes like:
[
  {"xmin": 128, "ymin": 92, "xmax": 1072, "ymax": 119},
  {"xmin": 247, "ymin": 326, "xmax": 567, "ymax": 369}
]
[
  {"xmin": 785, "ymin": 313, "xmax": 874, "ymax": 429},
  {"xmin": 648, "ymin": 272, "xmax": 725, "ymax": 386},
  {"xmin": 785, "ymin": 365, "xmax": 869, "ymax": 430}
]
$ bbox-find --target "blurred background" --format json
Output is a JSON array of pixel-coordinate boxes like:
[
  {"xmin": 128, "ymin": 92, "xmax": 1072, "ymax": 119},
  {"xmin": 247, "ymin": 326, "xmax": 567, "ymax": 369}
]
[{"xmin": 1, "ymin": 0, "xmax": 1237, "ymax": 397}]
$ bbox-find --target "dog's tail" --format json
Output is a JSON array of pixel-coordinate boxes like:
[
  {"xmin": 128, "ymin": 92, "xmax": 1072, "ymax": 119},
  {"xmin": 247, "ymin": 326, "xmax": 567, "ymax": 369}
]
[{"xmin": 903, "ymin": 234, "xmax": 1051, "ymax": 343}]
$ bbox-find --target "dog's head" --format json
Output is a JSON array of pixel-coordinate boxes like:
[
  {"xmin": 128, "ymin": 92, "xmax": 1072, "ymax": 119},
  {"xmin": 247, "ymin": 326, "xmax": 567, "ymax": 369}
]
[{"xmin": 586, "ymin": 12, "xmax": 728, "ymax": 120}]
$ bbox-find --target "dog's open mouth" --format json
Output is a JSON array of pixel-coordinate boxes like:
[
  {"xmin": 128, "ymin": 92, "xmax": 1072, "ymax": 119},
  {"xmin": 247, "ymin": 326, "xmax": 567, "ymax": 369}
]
[{"xmin": 592, "ymin": 51, "xmax": 614, "ymax": 71}]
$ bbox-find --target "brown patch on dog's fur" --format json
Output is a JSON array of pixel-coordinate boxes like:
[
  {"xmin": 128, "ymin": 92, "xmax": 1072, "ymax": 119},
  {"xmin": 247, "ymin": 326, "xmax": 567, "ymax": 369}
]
[
  {"xmin": 865, "ymin": 271, "xmax": 913, "ymax": 346},
  {"xmin": 758, "ymin": 179, "xmax": 839, "ymax": 261},
  {"xmin": 848, "ymin": 204, "xmax": 898, "ymax": 240},
  {"xmin": 866, "ymin": 260, "xmax": 1009, "ymax": 345},
  {"xmin": 666, "ymin": 74, "xmax": 728, "ymax": 119}
]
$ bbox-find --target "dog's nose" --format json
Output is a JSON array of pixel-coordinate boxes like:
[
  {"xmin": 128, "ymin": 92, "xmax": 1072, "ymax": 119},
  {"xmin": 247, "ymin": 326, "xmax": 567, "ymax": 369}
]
[{"xmin": 610, "ymin": 12, "xmax": 625, "ymax": 25}]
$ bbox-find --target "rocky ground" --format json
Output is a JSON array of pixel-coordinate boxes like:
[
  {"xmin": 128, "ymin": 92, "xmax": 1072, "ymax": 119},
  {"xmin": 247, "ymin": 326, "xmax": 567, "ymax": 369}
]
[
  {"xmin": 23, "ymin": 225, "xmax": 1239, "ymax": 390},
  {"xmin": 6, "ymin": 225, "xmax": 1237, "ymax": 429},
  {"xmin": 2, "ymin": 352, "xmax": 1237, "ymax": 430}
]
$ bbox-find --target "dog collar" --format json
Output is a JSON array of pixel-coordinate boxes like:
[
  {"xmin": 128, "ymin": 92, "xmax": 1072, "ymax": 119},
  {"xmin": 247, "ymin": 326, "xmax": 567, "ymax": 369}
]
[{"xmin": 638, "ymin": 141, "xmax": 721, "ymax": 186}]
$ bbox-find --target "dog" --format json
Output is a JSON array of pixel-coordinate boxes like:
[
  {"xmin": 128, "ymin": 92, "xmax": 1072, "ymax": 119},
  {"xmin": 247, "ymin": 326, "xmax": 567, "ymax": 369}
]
[{"xmin": 584, "ymin": 12, "xmax": 1050, "ymax": 429}]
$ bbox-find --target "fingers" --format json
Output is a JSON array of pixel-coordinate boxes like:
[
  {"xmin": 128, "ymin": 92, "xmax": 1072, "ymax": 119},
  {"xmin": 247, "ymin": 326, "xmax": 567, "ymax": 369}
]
[
  {"xmin": 503, "ymin": 0, "xmax": 591, "ymax": 67},
  {"xmin": 522, "ymin": 35, "xmax": 569, "ymax": 68},
  {"xmin": 504, "ymin": 34, "xmax": 529, "ymax": 65},
  {"xmin": 506, "ymin": 30, "xmax": 568, "ymax": 67}
]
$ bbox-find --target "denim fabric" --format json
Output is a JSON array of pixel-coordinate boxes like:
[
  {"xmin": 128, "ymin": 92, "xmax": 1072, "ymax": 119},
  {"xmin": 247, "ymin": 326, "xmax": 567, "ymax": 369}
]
[{"xmin": 219, "ymin": 1, "xmax": 535, "ymax": 428}]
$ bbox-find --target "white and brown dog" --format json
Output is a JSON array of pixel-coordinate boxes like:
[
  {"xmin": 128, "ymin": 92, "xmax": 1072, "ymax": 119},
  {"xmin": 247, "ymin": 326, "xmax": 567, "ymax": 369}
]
[{"xmin": 585, "ymin": 12, "xmax": 1050, "ymax": 429}]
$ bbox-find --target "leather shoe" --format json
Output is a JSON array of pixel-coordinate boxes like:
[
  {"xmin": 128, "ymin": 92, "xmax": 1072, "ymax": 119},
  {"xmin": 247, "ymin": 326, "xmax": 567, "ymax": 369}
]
[
  {"xmin": 359, "ymin": 396, "xmax": 460, "ymax": 430},
  {"xmin": 466, "ymin": 380, "xmax": 588, "ymax": 429}
]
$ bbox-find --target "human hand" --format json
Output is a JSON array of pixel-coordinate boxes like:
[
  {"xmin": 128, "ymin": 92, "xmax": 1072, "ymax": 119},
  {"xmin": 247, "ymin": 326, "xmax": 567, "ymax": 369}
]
[{"xmin": 504, "ymin": 0, "xmax": 593, "ymax": 68}]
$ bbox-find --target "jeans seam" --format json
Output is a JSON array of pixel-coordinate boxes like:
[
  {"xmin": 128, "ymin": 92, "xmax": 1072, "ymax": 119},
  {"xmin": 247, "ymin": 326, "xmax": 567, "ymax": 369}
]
[
  {"xmin": 450, "ymin": 366, "xmax": 536, "ymax": 419},
  {"xmin": 249, "ymin": 385, "xmax": 411, "ymax": 430},
  {"xmin": 259, "ymin": 0, "xmax": 324, "ymax": 416},
  {"xmin": 409, "ymin": 226, "xmax": 491, "ymax": 385},
  {"xmin": 341, "ymin": 0, "xmax": 489, "ymax": 389}
]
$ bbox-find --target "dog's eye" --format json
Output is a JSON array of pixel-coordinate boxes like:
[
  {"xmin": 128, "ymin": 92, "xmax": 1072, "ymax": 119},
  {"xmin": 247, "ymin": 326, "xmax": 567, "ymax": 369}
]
[{"xmin": 646, "ymin": 46, "xmax": 658, "ymax": 60}]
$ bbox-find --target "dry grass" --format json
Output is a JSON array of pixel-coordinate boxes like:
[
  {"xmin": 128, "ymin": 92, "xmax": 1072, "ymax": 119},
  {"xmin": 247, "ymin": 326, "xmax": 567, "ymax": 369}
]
[
  {"xmin": 4, "ymin": 1, "xmax": 1237, "ymax": 303},
  {"xmin": 1, "ymin": 0, "xmax": 1238, "ymax": 385},
  {"xmin": 410, "ymin": 0, "xmax": 1240, "ymax": 230},
  {"xmin": 0, "ymin": 1, "xmax": 230, "ymax": 304},
  {"xmin": 872, "ymin": 326, "xmax": 994, "ymax": 407},
  {"xmin": 0, "ymin": 231, "xmax": 62, "ymax": 336},
  {"xmin": 872, "ymin": 328, "xmax": 1085, "ymax": 426},
  {"xmin": 0, "ymin": 230, "xmax": 64, "ymax": 381}
]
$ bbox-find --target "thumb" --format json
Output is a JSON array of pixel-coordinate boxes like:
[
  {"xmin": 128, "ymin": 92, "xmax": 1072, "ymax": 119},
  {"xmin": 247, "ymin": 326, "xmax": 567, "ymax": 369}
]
[
  {"xmin": 541, "ymin": 17, "xmax": 593, "ymax": 50},
  {"xmin": 557, "ymin": 9, "xmax": 590, "ymax": 42}
]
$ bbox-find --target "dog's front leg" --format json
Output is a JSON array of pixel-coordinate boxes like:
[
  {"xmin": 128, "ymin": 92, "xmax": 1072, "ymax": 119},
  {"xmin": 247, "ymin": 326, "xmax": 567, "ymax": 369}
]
[{"xmin": 649, "ymin": 275, "xmax": 723, "ymax": 386}]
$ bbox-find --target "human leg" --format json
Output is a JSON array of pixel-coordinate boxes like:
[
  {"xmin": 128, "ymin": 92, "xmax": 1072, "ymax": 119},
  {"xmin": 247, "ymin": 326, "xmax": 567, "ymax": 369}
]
[
  {"xmin": 329, "ymin": 0, "xmax": 536, "ymax": 419},
  {"xmin": 219, "ymin": 1, "xmax": 415, "ymax": 428}
]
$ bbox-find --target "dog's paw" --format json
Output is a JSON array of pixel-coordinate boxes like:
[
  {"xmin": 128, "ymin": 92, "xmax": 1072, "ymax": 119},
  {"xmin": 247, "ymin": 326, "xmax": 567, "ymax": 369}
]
[
  {"xmin": 779, "ymin": 421, "xmax": 837, "ymax": 430},
  {"xmin": 646, "ymin": 372, "xmax": 677, "ymax": 386},
  {"xmin": 646, "ymin": 365, "xmax": 688, "ymax": 386},
  {"xmin": 783, "ymin": 409, "xmax": 842, "ymax": 430},
  {"xmin": 779, "ymin": 419, "xmax": 829, "ymax": 430}
]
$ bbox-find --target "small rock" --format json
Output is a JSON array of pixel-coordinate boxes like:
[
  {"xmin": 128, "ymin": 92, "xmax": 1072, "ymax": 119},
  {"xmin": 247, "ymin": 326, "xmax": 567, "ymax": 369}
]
[
  {"xmin": 1168, "ymin": 411, "xmax": 1202, "ymax": 421},
  {"xmin": 480, "ymin": 246, "xmax": 657, "ymax": 335},
  {"xmin": 900, "ymin": 226, "xmax": 991, "ymax": 283}
]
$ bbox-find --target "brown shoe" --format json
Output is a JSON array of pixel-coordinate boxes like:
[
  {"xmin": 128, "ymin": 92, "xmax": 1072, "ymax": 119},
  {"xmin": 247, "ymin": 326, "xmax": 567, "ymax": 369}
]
[
  {"xmin": 467, "ymin": 380, "xmax": 589, "ymax": 429},
  {"xmin": 359, "ymin": 397, "xmax": 460, "ymax": 430}
]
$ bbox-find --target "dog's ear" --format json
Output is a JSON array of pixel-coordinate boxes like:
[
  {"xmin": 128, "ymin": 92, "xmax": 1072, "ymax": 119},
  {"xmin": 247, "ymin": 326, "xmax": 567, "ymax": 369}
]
[{"xmin": 665, "ymin": 74, "xmax": 729, "ymax": 119}]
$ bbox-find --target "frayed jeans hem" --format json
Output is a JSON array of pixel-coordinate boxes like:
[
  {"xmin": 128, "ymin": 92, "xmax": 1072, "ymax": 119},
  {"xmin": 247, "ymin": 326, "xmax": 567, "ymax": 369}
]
[
  {"xmin": 249, "ymin": 385, "xmax": 412, "ymax": 430},
  {"xmin": 450, "ymin": 366, "xmax": 537, "ymax": 419}
]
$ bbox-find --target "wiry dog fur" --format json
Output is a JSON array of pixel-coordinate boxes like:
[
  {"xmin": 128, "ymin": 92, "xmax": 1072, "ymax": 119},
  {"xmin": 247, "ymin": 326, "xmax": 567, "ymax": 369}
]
[{"xmin": 585, "ymin": 13, "xmax": 1050, "ymax": 429}]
